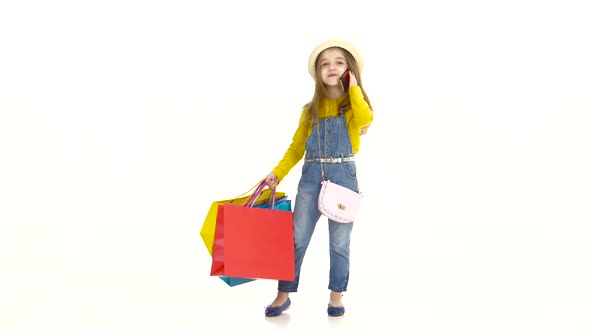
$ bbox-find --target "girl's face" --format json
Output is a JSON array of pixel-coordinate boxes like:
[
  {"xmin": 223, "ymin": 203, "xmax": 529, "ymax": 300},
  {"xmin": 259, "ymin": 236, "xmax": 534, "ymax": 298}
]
[{"xmin": 317, "ymin": 48, "xmax": 348, "ymax": 89}]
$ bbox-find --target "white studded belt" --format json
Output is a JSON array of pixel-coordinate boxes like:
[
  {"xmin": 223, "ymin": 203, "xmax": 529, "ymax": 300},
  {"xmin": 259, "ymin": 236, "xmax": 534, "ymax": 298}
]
[{"xmin": 304, "ymin": 157, "xmax": 355, "ymax": 163}]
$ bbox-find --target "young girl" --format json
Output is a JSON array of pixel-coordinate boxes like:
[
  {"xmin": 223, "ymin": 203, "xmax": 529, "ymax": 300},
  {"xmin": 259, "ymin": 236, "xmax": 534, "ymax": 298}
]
[{"xmin": 263, "ymin": 39, "xmax": 373, "ymax": 317}]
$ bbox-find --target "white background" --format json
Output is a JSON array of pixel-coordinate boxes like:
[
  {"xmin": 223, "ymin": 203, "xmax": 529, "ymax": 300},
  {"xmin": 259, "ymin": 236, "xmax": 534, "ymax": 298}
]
[{"xmin": 1, "ymin": 1, "xmax": 589, "ymax": 331}]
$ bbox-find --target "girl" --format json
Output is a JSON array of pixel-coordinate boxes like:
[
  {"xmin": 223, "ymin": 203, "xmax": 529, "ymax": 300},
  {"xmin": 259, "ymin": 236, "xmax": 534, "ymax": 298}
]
[{"xmin": 263, "ymin": 39, "xmax": 373, "ymax": 317}]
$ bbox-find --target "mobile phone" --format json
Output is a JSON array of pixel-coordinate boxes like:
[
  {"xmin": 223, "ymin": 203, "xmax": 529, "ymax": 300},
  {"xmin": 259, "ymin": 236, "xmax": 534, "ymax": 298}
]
[{"xmin": 339, "ymin": 69, "xmax": 351, "ymax": 92}]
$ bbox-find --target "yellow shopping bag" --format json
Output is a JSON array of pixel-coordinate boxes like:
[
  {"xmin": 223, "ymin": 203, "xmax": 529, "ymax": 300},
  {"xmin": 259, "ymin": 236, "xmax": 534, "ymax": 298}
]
[{"xmin": 199, "ymin": 181, "xmax": 286, "ymax": 256}]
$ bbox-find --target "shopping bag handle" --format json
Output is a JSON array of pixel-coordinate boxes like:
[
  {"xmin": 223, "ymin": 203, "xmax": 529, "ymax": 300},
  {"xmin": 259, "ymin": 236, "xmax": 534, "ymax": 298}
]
[
  {"xmin": 245, "ymin": 180, "xmax": 277, "ymax": 209},
  {"xmin": 233, "ymin": 179, "xmax": 266, "ymax": 199}
]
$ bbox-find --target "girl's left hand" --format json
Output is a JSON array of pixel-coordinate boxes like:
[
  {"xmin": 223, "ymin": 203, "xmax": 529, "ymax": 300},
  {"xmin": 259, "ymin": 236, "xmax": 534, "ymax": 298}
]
[{"xmin": 265, "ymin": 173, "xmax": 279, "ymax": 189}]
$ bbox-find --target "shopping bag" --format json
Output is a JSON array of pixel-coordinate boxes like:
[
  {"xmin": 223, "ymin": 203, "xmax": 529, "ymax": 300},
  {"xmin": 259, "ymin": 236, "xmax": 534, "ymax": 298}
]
[
  {"xmin": 199, "ymin": 180, "xmax": 288, "ymax": 286},
  {"xmin": 200, "ymin": 182, "xmax": 286, "ymax": 256},
  {"xmin": 254, "ymin": 195, "xmax": 291, "ymax": 210},
  {"xmin": 210, "ymin": 182, "xmax": 295, "ymax": 281},
  {"xmin": 213, "ymin": 196, "xmax": 292, "ymax": 287},
  {"xmin": 217, "ymin": 276, "xmax": 254, "ymax": 287}
]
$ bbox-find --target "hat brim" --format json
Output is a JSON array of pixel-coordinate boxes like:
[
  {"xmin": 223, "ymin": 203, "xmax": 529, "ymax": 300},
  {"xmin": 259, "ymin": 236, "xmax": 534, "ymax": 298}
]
[{"xmin": 308, "ymin": 39, "xmax": 363, "ymax": 78}]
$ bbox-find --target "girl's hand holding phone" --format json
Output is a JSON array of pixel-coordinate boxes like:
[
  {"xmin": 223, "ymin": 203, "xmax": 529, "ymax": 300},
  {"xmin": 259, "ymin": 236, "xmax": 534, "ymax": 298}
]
[
  {"xmin": 340, "ymin": 69, "xmax": 358, "ymax": 92},
  {"xmin": 348, "ymin": 71, "xmax": 357, "ymax": 89}
]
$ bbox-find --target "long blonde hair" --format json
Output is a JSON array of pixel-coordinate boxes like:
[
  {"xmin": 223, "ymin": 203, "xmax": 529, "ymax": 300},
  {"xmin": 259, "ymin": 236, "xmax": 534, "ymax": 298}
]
[{"xmin": 302, "ymin": 47, "xmax": 373, "ymax": 135}]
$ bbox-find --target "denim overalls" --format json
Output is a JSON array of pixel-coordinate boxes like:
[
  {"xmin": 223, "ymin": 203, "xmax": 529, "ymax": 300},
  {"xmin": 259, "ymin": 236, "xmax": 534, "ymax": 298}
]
[{"xmin": 278, "ymin": 109, "xmax": 359, "ymax": 293}]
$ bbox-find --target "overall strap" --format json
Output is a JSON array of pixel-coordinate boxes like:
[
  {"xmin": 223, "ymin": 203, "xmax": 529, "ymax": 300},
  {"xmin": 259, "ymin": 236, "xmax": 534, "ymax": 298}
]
[{"xmin": 315, "ymin": 103, "xmax": 348, "ymax": 180}]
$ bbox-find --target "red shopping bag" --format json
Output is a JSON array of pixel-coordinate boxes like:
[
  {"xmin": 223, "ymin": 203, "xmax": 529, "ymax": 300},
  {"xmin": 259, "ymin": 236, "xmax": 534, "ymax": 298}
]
[{"xmin": 210, "ymin": 183, "xmax": 295, "ymax": 281}]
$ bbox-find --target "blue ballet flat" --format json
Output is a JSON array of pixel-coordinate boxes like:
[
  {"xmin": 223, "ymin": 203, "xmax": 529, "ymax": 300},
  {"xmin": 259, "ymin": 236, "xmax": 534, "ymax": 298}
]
[
  {"xmin": 265, "ymin": 298, "xmax": 291, "ymax": 317},
  {"xmin": 327, "ymin": 304, "xmax": 345, "ymax": 317}
]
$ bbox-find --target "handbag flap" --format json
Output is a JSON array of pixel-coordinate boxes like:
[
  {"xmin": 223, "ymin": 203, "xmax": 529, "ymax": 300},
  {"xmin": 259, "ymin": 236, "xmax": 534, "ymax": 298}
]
[{"xmin": 318, "ymin": 180, "xmax": 361, "ymax": 223}]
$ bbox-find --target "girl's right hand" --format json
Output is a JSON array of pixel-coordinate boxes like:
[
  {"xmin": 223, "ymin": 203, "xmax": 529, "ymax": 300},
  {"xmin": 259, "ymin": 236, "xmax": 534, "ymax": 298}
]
[{"xmin": 265, "ymin": 173, "xmax": 279, "ymax": 189}]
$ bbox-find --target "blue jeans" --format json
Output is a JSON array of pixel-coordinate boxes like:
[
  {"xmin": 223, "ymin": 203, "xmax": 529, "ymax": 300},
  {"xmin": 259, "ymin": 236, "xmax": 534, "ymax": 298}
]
[{"xmin": 278, "ymin": 158, "xmax": 357, "ymax": 293}]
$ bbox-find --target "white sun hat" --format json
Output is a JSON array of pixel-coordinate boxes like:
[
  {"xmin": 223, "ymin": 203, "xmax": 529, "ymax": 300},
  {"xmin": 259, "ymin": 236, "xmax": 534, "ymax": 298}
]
[{"xmin": 307, "ymin": 39, "xmax": 364, "ymax": 78}]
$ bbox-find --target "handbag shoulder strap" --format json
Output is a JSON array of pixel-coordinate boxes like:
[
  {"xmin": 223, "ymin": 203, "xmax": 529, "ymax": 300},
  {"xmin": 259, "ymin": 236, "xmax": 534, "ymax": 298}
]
[{"xmin": 315, "ymin": 118, "xmax": 326, "ymax": 181}]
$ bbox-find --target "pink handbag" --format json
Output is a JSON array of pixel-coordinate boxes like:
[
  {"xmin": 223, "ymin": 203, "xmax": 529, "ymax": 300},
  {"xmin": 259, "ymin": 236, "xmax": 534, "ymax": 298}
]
[
  {"xmin": 315, "ymin": 115, "xmax": 362, "ymax": 223},
  {"xmin": 318, "ymin": 179, "xmax": 362, "ymax": 223}
]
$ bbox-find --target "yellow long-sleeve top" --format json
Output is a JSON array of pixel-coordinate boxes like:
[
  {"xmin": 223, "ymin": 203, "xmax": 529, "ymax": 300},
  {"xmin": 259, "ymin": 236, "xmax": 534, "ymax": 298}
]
[{"xmin": 272, "ymin": 86, "xmax": 373, "ymax": 181}]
